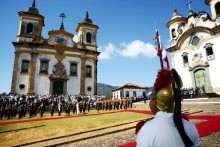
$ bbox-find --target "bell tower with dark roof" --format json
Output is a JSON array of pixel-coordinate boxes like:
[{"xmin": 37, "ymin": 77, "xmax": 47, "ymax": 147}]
[
  {"xmin": 76, "ymin": 11, "xmax": 99, "ymax": 51},
  {"xmin": 17, "ymin": 0, "xmax": 44, "ymax": 43}
]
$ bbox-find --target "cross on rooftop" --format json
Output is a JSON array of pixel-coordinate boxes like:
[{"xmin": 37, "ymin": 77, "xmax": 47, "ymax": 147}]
[
  {"xmin": 59, "ymin": 12, "xmax": 66, "ymax": 29},
  {"xmin": 186, "ymin": 0, "xmax": 192, "ymax": 11}
]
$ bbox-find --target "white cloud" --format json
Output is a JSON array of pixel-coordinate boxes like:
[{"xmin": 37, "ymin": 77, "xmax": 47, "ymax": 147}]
[
  {"xmin": 98, "ymin": 43, "xmax": 117, "ymax": 60},
  {"xmin": 98, "ymin": 40, "xmax": 157, "ymax": 60},
  {"xmin": 118, "ymin": 40, "xmax": 156, "ymax": 58}
]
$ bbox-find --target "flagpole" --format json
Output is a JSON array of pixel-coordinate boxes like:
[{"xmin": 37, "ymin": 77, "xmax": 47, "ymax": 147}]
[
  {"xmin": 155, "ymin": 25, "xmax": 164, "ymax": 69},
  {"xmin": 158, "ymin": 38, "xmax": 164, "ymax": 70}
]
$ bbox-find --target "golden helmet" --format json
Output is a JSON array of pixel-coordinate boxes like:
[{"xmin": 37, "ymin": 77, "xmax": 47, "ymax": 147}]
[
  {"xmin": 156, "ymin": 86, "xmax": 175, "ymax": 112},
  {"xmin": 152, "ymin": 69, "xmax": 181, "ymax": 113}
]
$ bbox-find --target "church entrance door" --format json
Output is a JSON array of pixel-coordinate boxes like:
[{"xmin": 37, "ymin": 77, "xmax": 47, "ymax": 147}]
[
  {"xmin": 194, "ymin": 69, "xmax": 208, "ymax": 93},
  {"xmin": 53, "ymin": 81, "xmax": 64, "ymax": 95}
]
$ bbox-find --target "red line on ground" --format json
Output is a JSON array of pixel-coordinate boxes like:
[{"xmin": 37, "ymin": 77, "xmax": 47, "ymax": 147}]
[{"xmin": 0, "ymin": 110, "xmax": 126, "ymax": 125}]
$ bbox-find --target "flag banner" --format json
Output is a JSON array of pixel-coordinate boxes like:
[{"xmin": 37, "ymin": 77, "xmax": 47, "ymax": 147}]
[
  {"xmin": 153, "ymin": 30, "xmax": 162, "ymax": 56},
  {"xmin": 161, "ymin": 42, "xmax": 170, "ymax": 70},
  {"xmin": 153, "ymin": 28, "xmax": 170, "ymax": 70}
]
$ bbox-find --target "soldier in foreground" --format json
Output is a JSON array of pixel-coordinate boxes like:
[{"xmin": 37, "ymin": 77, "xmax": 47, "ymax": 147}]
[{"xmin": 136, "ymin": 69, "xmax": 201, "ymax": 147}]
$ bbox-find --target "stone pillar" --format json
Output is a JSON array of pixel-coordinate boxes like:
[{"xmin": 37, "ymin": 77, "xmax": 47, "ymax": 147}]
[
  {"xmin": 94, "ymin": 57, "xmax": 98, "ymax": 95},
  {"xmin": 10, "ymin": 52, "xmax": 20, "ymax": 94},
  {"xmin": 80, "ymin": 52, "xmax": 86, "ymax": 95},
  {"xmin": 27, "ymin": 52, "xmax": 38, "ymax": 94}
]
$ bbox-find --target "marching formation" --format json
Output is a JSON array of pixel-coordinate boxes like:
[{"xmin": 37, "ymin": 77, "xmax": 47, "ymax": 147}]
[{"xmin": 0, "ymin": 93, "xmax": 133, "ymax": 120}]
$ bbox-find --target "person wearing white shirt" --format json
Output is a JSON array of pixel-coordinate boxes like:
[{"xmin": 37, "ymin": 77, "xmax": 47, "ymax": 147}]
[{"xmin": 136, "ymin": 69, "xmax": 202, "ymax": 147}]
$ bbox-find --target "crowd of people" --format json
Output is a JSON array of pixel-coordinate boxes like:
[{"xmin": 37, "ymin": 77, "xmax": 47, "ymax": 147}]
[
  {"xmin": 181, "ymin": 87, "xmax": 201, "ymax": 98},
  {"xmin": 0, "ymin": 93, "xmax": 133, "ymax": 120}
]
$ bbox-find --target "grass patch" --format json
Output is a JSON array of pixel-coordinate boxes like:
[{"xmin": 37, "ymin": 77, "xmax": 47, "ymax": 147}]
[{"xmin": 0, "ymin": 109, "xmax": 152, "ymax": 146}]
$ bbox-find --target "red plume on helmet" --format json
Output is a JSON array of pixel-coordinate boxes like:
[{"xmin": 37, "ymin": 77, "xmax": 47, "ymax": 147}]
[{"xmin": 154, "ymin": 69, "xmax": 172, "ymax": 93}]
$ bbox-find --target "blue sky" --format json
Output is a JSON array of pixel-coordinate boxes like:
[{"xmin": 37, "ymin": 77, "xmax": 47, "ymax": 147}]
[{"xmin": 0, "ymin": 0, "xmax": 210, "ymax": 93}]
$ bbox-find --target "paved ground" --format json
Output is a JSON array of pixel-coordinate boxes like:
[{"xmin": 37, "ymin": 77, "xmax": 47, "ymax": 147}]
[{"xmin": 182, "ymin": 98, "xmax": 220, "ymax": 147}]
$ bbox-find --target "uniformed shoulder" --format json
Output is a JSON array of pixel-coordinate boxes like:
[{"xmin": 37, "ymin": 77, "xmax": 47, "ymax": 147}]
[{"xmin": 135, "ymin": 117, "xmax": 153, "ymax": 134}]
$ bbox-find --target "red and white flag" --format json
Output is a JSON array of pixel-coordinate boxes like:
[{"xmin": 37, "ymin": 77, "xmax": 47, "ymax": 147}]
[
  {"xmin": 153, "ymin": 29, "xmax": 162, "ymax": 56},
  {"xmin": 153, "ymin": 28, "xmax": 170, "ymax": 70},
  {"xmin": 160, "ymin": 42, "xmax": 170, "ymax": 70}
]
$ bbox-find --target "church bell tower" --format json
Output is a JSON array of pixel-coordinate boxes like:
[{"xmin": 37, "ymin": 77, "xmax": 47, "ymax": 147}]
[
  {"xmin": 17, "ymin": 0, "xmax": 44, "ymax": 43},
  {"xmin": 205, "ymin": 0, "xmax": 220, "ymax": 20},
  {"xmin": 76, "ymin": 11, "xmax": 99, "ymax": 51},
  {"xmin": 11, "ymin": 0, "xmax": 44, "ymax": 94}
]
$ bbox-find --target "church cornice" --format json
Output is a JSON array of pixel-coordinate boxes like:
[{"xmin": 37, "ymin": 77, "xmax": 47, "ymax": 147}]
[
  {"xmin": 12, "ymin": 42, "xmax": 98, "ymax": 53},
  {"xmin": 48, "ymin": 29, "xmax": 74, "ymax": 39},
  {"xmin": 12, "ymin": 42, "xmax": 100, "ymax": 58},
  {"xmin": 167, "ymin": 26, "xmax": 220, "ymax": 52},
  {"xmin": 19, "ymin": 11, "xmax": 45, "ymax": 26},
  {"xmin": 18, "ymin": 11, "xmax": 44, "ymax": 18},
  {"xmin": 188, "ymin": 62, "xmax": 210, "ymax": 71},
  {"xmin": 166, "ymin": 17, "xmax": 187, "ymax": 28},
  {"xmin": 76, "ymin": 23, "xmax": 99, "ymax": 32}
]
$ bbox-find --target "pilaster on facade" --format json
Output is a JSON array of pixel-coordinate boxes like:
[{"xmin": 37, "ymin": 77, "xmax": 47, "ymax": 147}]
[
  {"xmin": 80, "ymin": 52, "xmax": 86, "ymax": 95},
  {"xmin": 27, "ymin": 51, "xmax": 38, "ymax": 94},
  {"xmin": 10, "ymin": 52, "xmax": 20, "ymax": 94},
  {"xmin": 93, "ymin": 57, "xmax": 98, "ymax": 95}
]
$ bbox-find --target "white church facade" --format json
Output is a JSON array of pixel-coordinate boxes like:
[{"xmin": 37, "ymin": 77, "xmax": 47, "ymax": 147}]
[
  {"xmin": 10, "ymin": 1, "xmax": 100, "ymax": 96},
  {"xmin": 166, "ymin": 0, "xmax": 220, "ymax": 94}
]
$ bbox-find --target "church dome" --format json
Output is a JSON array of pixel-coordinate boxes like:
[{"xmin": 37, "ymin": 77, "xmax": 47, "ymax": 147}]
[
  {"xmin": 27, "ymin": 0, "xmax": 39, "ymax": 14},
  {"xmin": 166, "ymin": 8, "xmax": 187, "ymax": 28},
  {"xmin": 170, "ymin": 9, "xmax": 184, "ymax": 20},
  {"xmin": 27, "ymin": 7, "xmax": 39, "ymax": 14},
  {"xmin": 83, "ymin": 11, "xmax": 93, "ymax": 24}
]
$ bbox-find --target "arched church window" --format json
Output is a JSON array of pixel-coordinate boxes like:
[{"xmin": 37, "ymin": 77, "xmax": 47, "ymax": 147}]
[
  {"xmin": 191, "ymin": 36, "xmax": 200, "ymax": 46},
  {"xmin": 206, "ymin": 47, "xmax": 213, "ymax": 56},
  {"xmin": 204, "ymin": 43, "xmax": 215, "ymax": 60},
  {"xmin": 40, "ymin": 60, "xmax": 49, "ymax": 74},
  {"xmin": 86, "ymin": 32, "xmax": 92, "ymax": 43},
  {"xmin": 70, "ymin": 62, "xmax": 77, "ymax": 76},
  {"xmin": 182, "ymin": 52, "xmax": 189, "ymax": 67},
  {"xmin": 26, "ymin": 23, "xmax": 34, "ymax": 34},
  {"xmin": 215, "ymin": 2, "xmax": 220, "ymax": 16},
  {"xmin": 171, "ymin": 29, "xmax": 176, "ymax": 38},
  {"xmin": 21, "ymin": 60, "xmax": 29, "ymax": 73},
  {"xmin": 86, "ymin": 65, "xmax": 92, "ymax": 77}
]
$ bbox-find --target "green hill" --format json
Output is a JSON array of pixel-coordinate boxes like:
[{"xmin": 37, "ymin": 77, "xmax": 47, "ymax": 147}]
[
  {"xmin": 97, "ymin": 83, "xmax": 117, "ymax": 97},
  {"xmin": 97, "ymin": 83, "xmax": 153, "ymax": 97}
]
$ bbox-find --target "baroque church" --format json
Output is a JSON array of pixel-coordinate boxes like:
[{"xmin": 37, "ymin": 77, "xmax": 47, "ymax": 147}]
[
  {"xmin": 10, "ymin": 0, "xmax": 100, "ymax": 96},
  {"xmin": 166, "ymin": 0, "xmax": 220, "ymax": 94}
]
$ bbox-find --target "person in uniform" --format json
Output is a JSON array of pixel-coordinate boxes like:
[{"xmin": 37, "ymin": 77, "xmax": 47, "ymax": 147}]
[
  {"xmin": 29, "ymin": 98, "xmax": 35, "ymax": 118},
  {"xmin": 119, "ymin": 98, "xmax": 123, "ymax": 109},
  {"xmin": 57, "ymin": 96, "xmax": 63, "ymax": 116},
  {"xmin": 96, "ymin": 99, "xmax": 100, "ymax": 113},
  {"xmin": 79, "ymin": 100, "xmax": 83, "ymax": 113},
  {"xmin": 0, "ymin": 95, "xmax": 4, "ymax": 119},
  {"xmin": 50, "ymin": 98, "xmax": 55, "ymax": 117},
  {"xmin": 136, "ymin": 69, "xmax": 201, "ymax": 147},
  {"xmin": 72, "ymin": 99, "xmax": 77, "ymax": 115},
  {"xmin": 87, "ymin": 99, "xmax": 91, "ymax": 112},
  {"xmin": 82, "ymin": 99, "xmax": 87, "ymax": 114}
]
